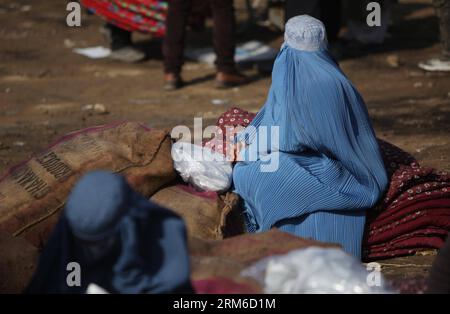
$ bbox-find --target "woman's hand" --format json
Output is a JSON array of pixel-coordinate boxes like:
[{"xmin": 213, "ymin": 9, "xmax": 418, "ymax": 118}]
[{"xmin": 229, "ymin": 141, "xmax": 246, "ymax": 162}]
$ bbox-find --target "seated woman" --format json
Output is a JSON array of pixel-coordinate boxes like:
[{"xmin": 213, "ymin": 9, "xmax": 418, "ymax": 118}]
[
  {"xmin": 232, "ymin": 15, "xmax": 388, "ymax": 258},
  {"xmin": 26, "ymin": 171, "xmax": 192, "ymax": 294}
]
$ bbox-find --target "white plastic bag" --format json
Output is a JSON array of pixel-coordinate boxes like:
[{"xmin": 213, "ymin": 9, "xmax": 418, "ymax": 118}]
[
  {"xmin": 171, "ymin": 142, "xmax": 233, "ymax": 192},
  {"xmin": 241, "ymin": 247, "xmax": 391, "ymax": 294},
  {"xmin": 86, "ymin": 283, "xmax": 109, "ymax": 294}
]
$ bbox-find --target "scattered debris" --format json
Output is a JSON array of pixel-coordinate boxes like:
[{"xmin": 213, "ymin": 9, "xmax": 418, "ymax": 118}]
[
  {"xmin": 12, "ymin": 141, "xmax": 26, "ymax": 147},
  {"xmin": 20, "ymin": 5, "xmax": 32, "ymax": 12},
  {"xmin": 211, "ymin": 99, "xmax": 230, "ymax": 106},
  {"xmin": 64, "ymin": 39, "xmax": 76, "ymax": 49},
  {"xmin": 186, "ymin": 41, "xmax": 278, "ymax": 65},
  {"xmin": 73, "ymin": 46, "xmax": 111, "ymax": 59},
  {"xmin": 82, "ymin": 103, "xmax": 109, "ymax": 115},
  {"xmin": 415, "ymin": 250, "xmax": 437, "ymax": 256},
  {"xmin": 386, "ymin": 54, "xmax": 400, "ymax": 68},
  {"xmin": 129, "ymin": 98, "xmax": 161, "ymax": 105}
]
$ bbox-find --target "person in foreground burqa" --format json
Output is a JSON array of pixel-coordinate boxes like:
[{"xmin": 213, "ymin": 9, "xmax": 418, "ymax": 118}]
[{"xmin": 26, "ymin": 171, "xmax": 193, "ymax": 294}]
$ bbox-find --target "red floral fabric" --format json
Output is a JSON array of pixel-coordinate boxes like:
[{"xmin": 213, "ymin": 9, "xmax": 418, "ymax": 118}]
[
  {"xmin": 81, "ymin": 0, "xmax": 167, "ymax": 36},
  {"xmin": 203, "ymin": 107, "xmax": 256, "ymax": 157}
]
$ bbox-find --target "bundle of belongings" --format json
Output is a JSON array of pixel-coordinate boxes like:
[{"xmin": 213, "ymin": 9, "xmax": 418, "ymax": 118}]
[
  {"xmin": 363, "ymin": 140, "xmax": 450, "ymax": 260},
  {"xmin": 0, "ymin": 122, "xmax": 176, "ymax": 248}
]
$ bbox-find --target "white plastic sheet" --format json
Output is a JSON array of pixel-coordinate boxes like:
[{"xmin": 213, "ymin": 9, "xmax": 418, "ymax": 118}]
[
  {"xmin": 185, "ymin": 41, "xmax": 278, "ymax": 65},
  {"xmin": 171, "ymin": 142, "xmax": 233, "ymax": 192},
  {"xmin": 73, "ymin": 46, "xmax": 111, "ymax": 59},
  {"xmin": 241, "ymin": 247, "xmax": 391, "ymax": 294},
  {"xmin": 86, "ymin": 283, "xmax": 109, "ymax": 294}
]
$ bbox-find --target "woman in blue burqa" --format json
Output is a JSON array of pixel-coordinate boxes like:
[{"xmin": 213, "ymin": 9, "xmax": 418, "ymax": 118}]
[
  {"xmin": 233, "ymin": 15, "xmax": 388, "ymax": 258},
  {"xmin": 26, "ymin": 171, "xmax": 192, "ymax": 294}
]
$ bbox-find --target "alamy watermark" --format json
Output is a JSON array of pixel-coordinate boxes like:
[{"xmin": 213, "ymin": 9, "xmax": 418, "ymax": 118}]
[
  {"xmin": 66, "ymin": 2, "xmax": 81, "ymax": 27},
  {"xmin": 367, "ymin": 2, "xmax": 382, "ymax": 27},
  {"xmin": 66, "ymin": 261, "xmax": 81, "ymax": 287},
  {"xmin": 366, "ymin": 262, "xmax": 382, "ymax": 287}
]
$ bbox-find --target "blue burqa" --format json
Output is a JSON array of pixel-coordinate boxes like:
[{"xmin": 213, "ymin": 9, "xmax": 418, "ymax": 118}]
[
  {"xmin": 26, "ymin": 171, "xmax": 193, "ymax": 294},
  {"xmin": 233, "ymin": 16, "xmax": 388, "ymax": 257}
]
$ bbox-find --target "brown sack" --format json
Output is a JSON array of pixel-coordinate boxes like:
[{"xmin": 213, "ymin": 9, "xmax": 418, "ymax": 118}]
[
  {"xmin": 189, "ymin": 229, "xmax": 339, "ymax": 286},
  {"xmin": 151, "ymin": 185, "xmax": 245, "ymax": 241},
  {"xmin": 0, "ymin": 122, "xmax": 176, "ymax": 248},
  {"xmin": 0, "ymin": 232, "xmax": 39, "ymax": 293}
]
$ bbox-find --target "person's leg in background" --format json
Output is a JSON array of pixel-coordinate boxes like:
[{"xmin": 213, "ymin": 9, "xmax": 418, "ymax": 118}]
[
  {"xmin": 210, "ymin": 0, "xmax": 248, "ymax": 88},
  {"xmin": 101, "ymin": 23, "xmax": 146, "ymax": 63},
  {"xmin": 418, "ymin": 0, "xmax": 450, "ymax": 71},
  {"xmin": 162, "ymin": 0, "xmax": 192, "ymax": 90}
]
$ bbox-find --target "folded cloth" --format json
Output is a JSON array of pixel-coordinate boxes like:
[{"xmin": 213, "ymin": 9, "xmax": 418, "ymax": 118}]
[
  {"xmin": 81, "ymin": 0, "xmax": 167, "ymax": 36},
  {"xmin": 208, "ymin": 107, "xmax": 450, "ymax": 260},
  {"xmin": 368, "ymin": 228, "xmax": 449, "ymax": 252},
  {"xmin": 362, "ymin": 140, "xmax": 450, "ymax": 260}
]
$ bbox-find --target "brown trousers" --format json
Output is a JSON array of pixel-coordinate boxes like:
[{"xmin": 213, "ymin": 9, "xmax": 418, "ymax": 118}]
[{"xmin": 163, "ymin": 0, "xmax": 236, "ymax": 74}]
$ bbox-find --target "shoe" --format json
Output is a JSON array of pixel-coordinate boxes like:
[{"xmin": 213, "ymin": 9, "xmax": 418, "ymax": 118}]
[
  {"xmin": 164, "ymin": 73, "xmax": 184, "ymax": 91},
  {"xmin": 109, "ymin": 46, "xmax": 146, "ymax": 63},
  {"xmin": 418, "ymin": 58, "xmax": 450, "ymax": 72},
  {"xmin": 100, "ymin": 24, "xmax": 145, "ymax": 63},
  {"xmin": 215, "ymin": 71, "xmax": 248, "ymax": 89}
]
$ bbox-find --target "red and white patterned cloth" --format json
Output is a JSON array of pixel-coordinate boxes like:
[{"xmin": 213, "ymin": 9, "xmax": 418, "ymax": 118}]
[
  {"xmin": 82, "ymin": 0, "xmax": 167, "ymax": 36},
  {"xmin": 203, "ymin": 107, "xmax": 256, "ymax": 158}
]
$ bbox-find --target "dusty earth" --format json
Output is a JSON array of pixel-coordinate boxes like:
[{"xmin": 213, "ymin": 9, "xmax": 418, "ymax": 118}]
[{"xmin": 0, "ymin": 0, "xmax": 449, "ymax": 287}]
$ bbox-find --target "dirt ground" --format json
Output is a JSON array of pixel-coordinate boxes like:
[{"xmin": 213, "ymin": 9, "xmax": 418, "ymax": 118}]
[{"xmin": 0, "ymin": 0, "xmax": 449, "ymax": 288}]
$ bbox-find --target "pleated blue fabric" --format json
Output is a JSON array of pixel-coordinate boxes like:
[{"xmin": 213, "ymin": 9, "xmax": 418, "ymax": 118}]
[{"xmin": 233, "ymin": 15, "xmax": 388, "ymax": 258}]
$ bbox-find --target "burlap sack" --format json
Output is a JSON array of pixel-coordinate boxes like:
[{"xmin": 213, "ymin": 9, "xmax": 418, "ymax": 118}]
[
  {"xmin": 189, "ymin": 229, "xmax": 339, "ymax": 290},
  {"xmin": 151, "ymin": 185, "xmax": 245, "ymax": 240},
  {"xmin": 0, "ymin": 122, "xmax": 176, "ymax": 248},
  {"xmin": 0, "ymin": 232, "xmax": 39, "ymax": 293}
]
